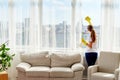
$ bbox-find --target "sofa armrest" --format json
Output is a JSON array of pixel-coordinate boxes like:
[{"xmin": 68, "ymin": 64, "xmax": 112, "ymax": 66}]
[
  {"xmin": 16, "ymin": 62, "xmax": 31, "ymax": 72},
  {"xmin": 71, "ymin": 63, "xmax": 85, "ymax": 72},
  {"xmin": 114, "ymin": 68, "xmax": 120, "ymax": 80},
  {"xmin": 88, "ymin": 65, "xmax": 99, "ymax": 80}
]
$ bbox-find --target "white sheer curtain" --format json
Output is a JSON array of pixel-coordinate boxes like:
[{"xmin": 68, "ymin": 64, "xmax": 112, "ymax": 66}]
[
  {"xmin": 101, "ymin": 0, "xmax": 120, "ymax": 52},
  {"xmin": 7, "ymin": 0, "xmax": 82, "ymax": 52},
  {"xmin": 1, "ymin": 0, "xmax": 102, "ymax": 52},
  {"xmin": 0, "ymin": 0, "xmax": 9, "ymax": 45},
  {"xmin": 41, "ymin": 0, "xmax": 78, "ymax": 50},
  {"xmin": 7, "ymin": 0, "xmax": 42, "ymax": 52},
  {"xmin": 2, "ymin": 0, "xmax": 120, "ymax": 52}
]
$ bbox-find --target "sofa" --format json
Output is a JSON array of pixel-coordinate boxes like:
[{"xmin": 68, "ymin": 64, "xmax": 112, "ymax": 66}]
[
  {"xmin": 88, "ymin": 51, "xmax": 120, "ymax": 80},
  {"xmin": 16, "ymin": 51, "xmax": 85, "ymax": 80}
]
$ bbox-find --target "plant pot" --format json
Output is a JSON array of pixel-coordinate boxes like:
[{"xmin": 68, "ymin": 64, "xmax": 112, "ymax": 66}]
[{"xmin": 0, "ymin": 71, "xmax": 8, "ymax": 80}]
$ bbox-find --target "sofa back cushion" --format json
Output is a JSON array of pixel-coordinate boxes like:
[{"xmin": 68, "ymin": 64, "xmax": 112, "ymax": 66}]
[
  {"xmin": 51, "ymin": 53, "xmax": 81, "ymax": 67},
  {"xmin": 98, "ymin": 51, "xmax": 120, "ymax": 73},
  {"xmin": 20, "ymin": 51, "xmax": 50, "ymax": 66}
]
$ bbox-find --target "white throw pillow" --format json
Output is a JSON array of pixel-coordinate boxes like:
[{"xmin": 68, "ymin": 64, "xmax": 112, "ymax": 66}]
[
  {"xmin": 51, "ymin": 53, "xmax": 81, "ymax": 67},
  {"xmin": 20, "ymin": 51, "xmax": 50, "ymax": 66}
]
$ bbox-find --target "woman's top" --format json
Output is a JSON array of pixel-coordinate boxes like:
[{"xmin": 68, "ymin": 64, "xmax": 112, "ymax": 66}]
[{"xmin": 86, "ymin": 35, "xmax": 97, "ymax": 52}]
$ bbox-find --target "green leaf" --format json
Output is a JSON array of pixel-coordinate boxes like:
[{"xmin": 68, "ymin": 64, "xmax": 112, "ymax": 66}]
[
  {"xmin": 8, "ymin": 62, "xmax": 11, "ymax": 67},
  {"xmin": 1, "ymin": 53, "xmax": 6, "ymax": 58},
  {"xmin": 0, "ymin": 41, "xmax": 15, "ymax": 71},
  {"xmin": 0, "ymin": 48, "xmax": 2, "ymax": 51},
  {"xmin": 5, "ymin": 48, "xmax": 10, "ymax": 50}
]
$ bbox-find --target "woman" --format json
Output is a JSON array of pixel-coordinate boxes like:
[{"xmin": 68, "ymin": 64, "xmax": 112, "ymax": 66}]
[{"xmin": 85, "ymin": 25, "xmax": 97, "ymax": 66}]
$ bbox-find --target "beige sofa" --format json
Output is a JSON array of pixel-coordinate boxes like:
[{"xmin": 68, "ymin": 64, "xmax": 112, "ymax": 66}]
[
  {"xmin": 16, "ymin": 51, "xmax": 84, "ymax": 80},
  {"xmin": 88, "ymin": 51, "xmax": 120, "ymax": 80}
]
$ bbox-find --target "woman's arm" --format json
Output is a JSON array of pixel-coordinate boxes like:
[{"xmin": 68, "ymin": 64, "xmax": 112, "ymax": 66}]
[{"xmin": 87, "ymin": 41, "xmax": 92, "ymax": 48}]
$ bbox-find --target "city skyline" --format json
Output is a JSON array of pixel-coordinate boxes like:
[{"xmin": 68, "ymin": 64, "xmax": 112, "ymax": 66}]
[{"xmin": 0, "ymin": 18, "xmax": 100, "ymax": 49}]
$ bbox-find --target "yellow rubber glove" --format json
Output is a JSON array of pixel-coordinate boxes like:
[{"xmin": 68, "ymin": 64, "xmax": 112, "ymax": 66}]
[
  {"xmin": 81, "ymin": 38, "xmax": 87, "ymax": 46},
  {"xmin": 85, "ymin": 16, "xmax": 92, "ymax": 25}
]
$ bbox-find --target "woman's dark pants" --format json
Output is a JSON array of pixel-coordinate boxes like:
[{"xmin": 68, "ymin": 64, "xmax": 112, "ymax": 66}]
[{"xmin": 85, "ymin": 52, "xmax": 98, "ymax": 66}]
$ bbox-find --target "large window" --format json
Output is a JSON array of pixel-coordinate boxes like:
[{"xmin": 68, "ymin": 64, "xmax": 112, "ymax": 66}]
[
  {"xmin": 1, "ymin": 0, "xmax": 120, "ymax": 52},
  {"xmin": 0, "ymin": 0, "xmax": 102, "ymax": 51}
]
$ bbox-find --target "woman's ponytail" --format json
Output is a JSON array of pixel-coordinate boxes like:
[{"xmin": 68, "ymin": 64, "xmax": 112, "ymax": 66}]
[{"xmin": 91, "ymin": 30, "xmax": 96, "ymax": 42}]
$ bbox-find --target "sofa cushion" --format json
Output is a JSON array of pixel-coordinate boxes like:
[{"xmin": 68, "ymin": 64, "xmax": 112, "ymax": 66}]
[
  {"xmin": 51, "ymin": 53, "xmax": 81, "ymax": 67},
  {"xmin": 98, "ymin": 52, "xmax": 120, "ymax": 73},
  {"xmin": 91, "ymin": 72, "xmax": 115, "ymax": 80},
  {"xmin": 26, "ymin": 66, "xmax": 50, "ymax": 77},
  {"xmin": 20, "ymin": 51, "xmax": 50, "ymax": 66},
  {"xmin": 50, "ymin": 67, "xmax": 73, "ymax": 78}
]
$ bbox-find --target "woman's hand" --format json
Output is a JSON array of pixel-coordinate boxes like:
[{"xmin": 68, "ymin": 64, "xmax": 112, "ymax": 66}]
[{"xmin": 86, "ymin": 42, "xmax": 92, "ymax": 48}]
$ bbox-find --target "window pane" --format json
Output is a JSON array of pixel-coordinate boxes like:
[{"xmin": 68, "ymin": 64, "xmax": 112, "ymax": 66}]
[
  {"xmin": 0, "ymin": 0, "xmax": 8, "ymax": 43},
  {"xmin": 114, "ymin": 0, "xmax": 120, "ymax": 50},
  {"xmin": 42, "ymin": 0, "xmax": 71, "ymax": 49},
  {"xmin": 13, "ymin": 0, "xmax": 30, "ymax": 46},
  {"xmin": 75, "ymin": 0, "xmax": 81, "ymax": 48}
]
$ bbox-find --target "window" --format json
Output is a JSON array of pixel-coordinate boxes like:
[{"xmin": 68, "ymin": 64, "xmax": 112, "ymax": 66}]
[
  {"xmin": 0, "ymin": 0, "xmax": 102, "ymax": 51},
  {"xmin": 42, "ymin": 0, "xmax": 72, "ymax": 49},
  {"xmin": 113, "ymin": 0, "xmax": 120, "ymax": 50},
  {"xmin": 13, "ymin": 0, "xmax": 30, "ymax": 46},
  {"xmin": 0, "ymin": 0, "xmax": 9, "ymax": 43},
  {"xmin": 75, "ymin": 0, "xmax": 82, "ymax": 48}
]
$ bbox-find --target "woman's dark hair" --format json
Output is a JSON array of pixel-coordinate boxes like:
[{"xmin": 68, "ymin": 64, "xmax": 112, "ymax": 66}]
[{"xmin": 87, "ymin": 25, "xmax": 96, "ymax": 42}]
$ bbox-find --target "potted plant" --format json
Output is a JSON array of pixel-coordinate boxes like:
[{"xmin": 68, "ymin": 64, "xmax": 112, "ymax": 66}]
[{"xmin": 0, "ymin": 41, "xmax": 15, "ymax": 72}]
